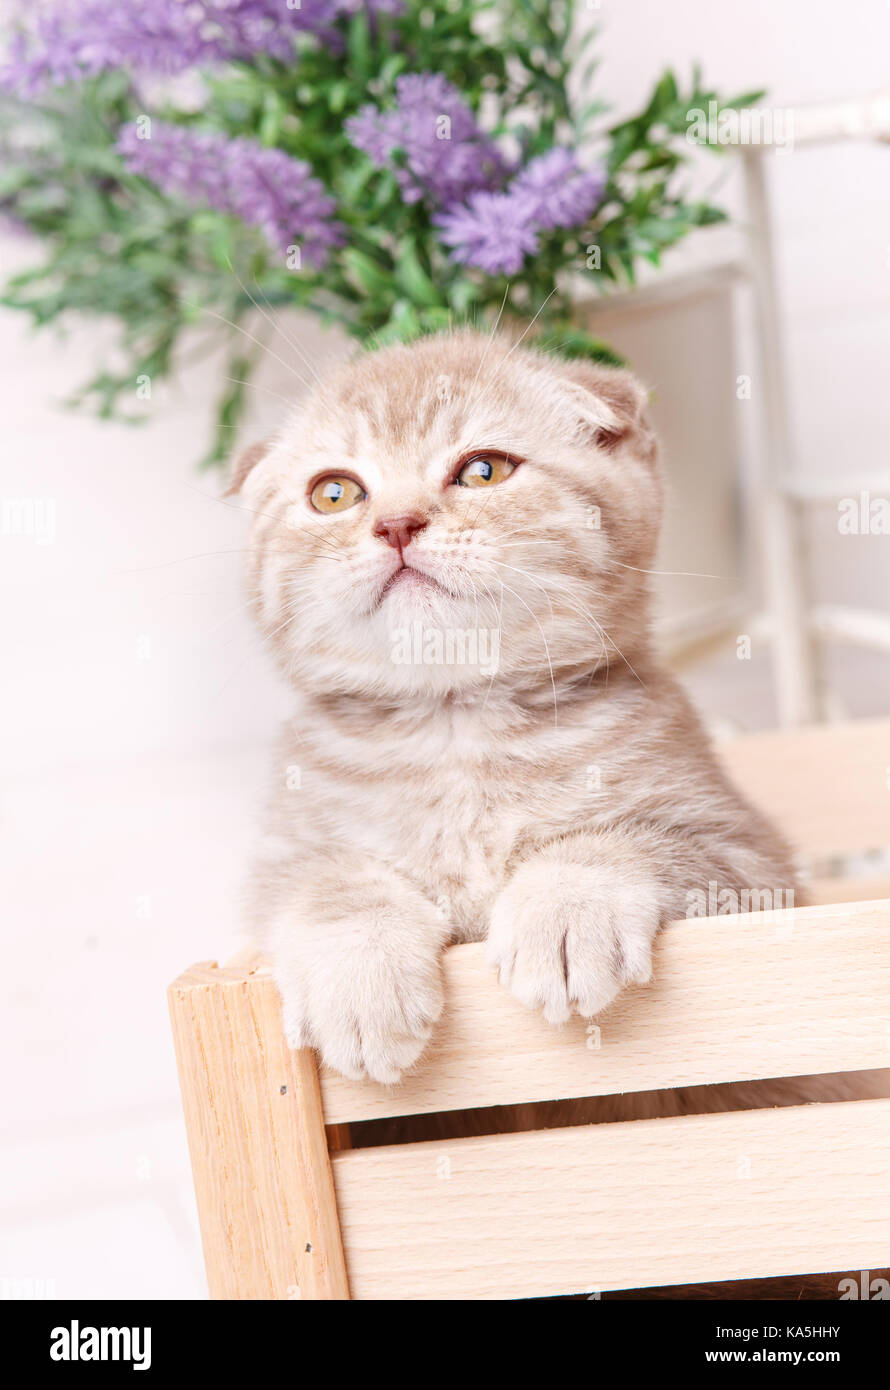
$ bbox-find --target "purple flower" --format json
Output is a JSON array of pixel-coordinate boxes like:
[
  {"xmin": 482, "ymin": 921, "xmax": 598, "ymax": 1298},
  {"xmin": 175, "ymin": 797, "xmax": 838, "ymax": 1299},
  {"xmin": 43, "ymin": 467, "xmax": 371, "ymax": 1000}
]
[
  {"xmin": 1, "ymin": 1, "xmax": 401, "ymax": 95},
  {"xmin": 511, "ymin": 148, "xmax": 606, "ymax": 231},
  {"xmin": 436, "ymin": 147, "xmax": 606, "ymax": 275},
  {"xmin": 346, "ymin": 73, "xmax": 508, "ymax": 206},
  {"xmin": 434, "ymin": 191, "xmax": 541, "ymax": 276},
  {"xmin": 117, "ymin": 120, "xmax": 344, "ymax": 267}
]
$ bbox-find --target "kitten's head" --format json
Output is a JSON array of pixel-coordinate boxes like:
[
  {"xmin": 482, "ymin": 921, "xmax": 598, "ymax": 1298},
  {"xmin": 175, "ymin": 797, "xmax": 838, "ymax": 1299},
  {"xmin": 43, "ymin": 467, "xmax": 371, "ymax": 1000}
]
[{"xmin": 232, "ymin": 330, "xmax": 662, "ymax": 700}]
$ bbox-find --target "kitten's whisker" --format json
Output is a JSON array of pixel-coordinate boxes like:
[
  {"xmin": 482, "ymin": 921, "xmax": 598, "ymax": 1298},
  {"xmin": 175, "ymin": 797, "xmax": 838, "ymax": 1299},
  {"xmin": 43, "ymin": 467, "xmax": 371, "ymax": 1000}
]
[
  {"xmin": 120, "ymin": 548, "xmax": 253, "ymax": 573},
  {"xmin": 487, "ymin": 559, "xmax": 644, "ymax": 687},
  {"xmin": 610, "ymin": 559, "xmax": 723, "ymax": 581},
  {"xmin": 556, "ymin": 592, "xmax": 645, "ymax": 687},
  {"xmin": 466, "ymin": 573, "xmax": 483, "ymax": 631},
  {"xmin": 184, "ymin": 481, "xmax": 290, "ymax": 529},
  {"xmin": 475, "ymin": 576, "xmax": 502, "ymax": 628},
  {"xmin": 223, "ymin": 255, "xmax": 326, "ymax": 392},
  {"xmin": 475, "ymin": 576, "xmax": 504, "ymax": 713},
  {"xmin": 484, "ymin": 557, "xmax": 557, "ymax": 621},
  {"xmin": 195, "ymin": 596, "xmax": 265, "ymax": 645},
  {"xmin": 247, "ymin": 273, "xmax": 330, "ymax": 393},
  {"xmin": 493, "ymin": 576, "xmax": 559, "ymax": 727},
  {"xmin": 466, "ymin": 283, "xmax": 510, "ymax": 411},
  {"xmin": 191, "ymin": 303, "xmax": 312, "ymax": 391},
  {"xmin": 306, "ymin": 531, "xmax": 348, "ymax": 558},
  {"xmin": 463, "ymin": 288, "xmax": 558, "ymax": 420},
  {"xmin": 474, "ymin": 573, "xmax": 502, "ymax": 632},
  {"xmin": 492, "ymin": 538, "xmax": 559, "ymax": 548},
  {"xmin": 205, "ymin": 586, "xmax": 317, "ymax": 703},
  {"xmin": 221, "ymin": 375, "xmax": 295, "ymax": 409}
]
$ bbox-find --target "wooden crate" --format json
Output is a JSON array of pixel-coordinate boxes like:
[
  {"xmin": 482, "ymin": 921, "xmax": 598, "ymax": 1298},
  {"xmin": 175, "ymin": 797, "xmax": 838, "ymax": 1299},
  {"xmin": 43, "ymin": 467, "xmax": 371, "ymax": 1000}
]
[{"xmin": 169, "ymin": 719, "xmax": 890, "ymax": 1299}]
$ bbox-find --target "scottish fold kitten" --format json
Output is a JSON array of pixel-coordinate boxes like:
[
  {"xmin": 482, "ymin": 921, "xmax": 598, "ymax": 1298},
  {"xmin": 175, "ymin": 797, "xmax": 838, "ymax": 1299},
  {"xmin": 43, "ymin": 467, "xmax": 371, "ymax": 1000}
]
[{"xmin": 230, "ymin": 329, "xmax": 803, "ymax": 1086}]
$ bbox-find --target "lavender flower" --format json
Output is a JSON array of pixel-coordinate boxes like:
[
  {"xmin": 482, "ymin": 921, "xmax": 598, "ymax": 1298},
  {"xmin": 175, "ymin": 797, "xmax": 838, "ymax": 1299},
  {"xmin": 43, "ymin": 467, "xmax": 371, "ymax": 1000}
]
[
  {"xmin": 510, "ymin": 148, "xmax": 606, "ymax": 231},
  {"xmin": 117, "ymin": 120, "xmax": 343, "ymax": 267},
  {"xmin": 436, "ymin": 147, "xmax": 606, "ymax": 275},
  {"xmin": 346, "ymin": 73, "xmax": 508, "ymax": 206},
  {"xmin": 1, "ymin": 1, "xmax": 401, "ymax": 96},
  {"xmin": 434, "ymin": 191, "xmax": 541, "ymax": 276}
]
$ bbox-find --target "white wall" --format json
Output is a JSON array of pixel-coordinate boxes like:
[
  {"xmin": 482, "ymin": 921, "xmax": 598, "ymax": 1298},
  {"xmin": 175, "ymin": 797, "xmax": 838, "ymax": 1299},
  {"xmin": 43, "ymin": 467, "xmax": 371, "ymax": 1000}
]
[
  {"xmin": 586, "ymin": 0, "xmax": 890, "ymax": 699},
  {"xmin": 588, "ymin": 0, "xmax": 890, "ymax": 491}
]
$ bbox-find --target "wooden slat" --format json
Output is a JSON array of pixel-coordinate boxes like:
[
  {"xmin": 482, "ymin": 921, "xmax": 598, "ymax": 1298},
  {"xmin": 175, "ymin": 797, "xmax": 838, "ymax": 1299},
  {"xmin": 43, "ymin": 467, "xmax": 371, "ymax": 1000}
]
[
  {"xmin": 332, "ymin": 1097, "xmax": 890, "ymax": 1300},
  {"xmin": 718, "ymin": 718, "xmax": 890, "ymax": 858},
  {"xmin": 168, "ymin": 959, "xmax": 350, "ymax": 1300},
  {"xmin": 319, "ymin": 899, "xmax": 890, "ymax": 1123}
]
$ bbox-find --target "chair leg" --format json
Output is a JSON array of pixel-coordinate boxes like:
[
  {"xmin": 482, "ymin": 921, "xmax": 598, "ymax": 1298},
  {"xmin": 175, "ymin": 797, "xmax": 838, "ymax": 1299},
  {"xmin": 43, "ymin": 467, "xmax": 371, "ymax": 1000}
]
[
  {"xmin": 742, "ymin": 147, "xmax": 822, "ymax": 726},
  {"xmin": 168, "ymin": 959, "xmax": 350, "ymax": 1300}
]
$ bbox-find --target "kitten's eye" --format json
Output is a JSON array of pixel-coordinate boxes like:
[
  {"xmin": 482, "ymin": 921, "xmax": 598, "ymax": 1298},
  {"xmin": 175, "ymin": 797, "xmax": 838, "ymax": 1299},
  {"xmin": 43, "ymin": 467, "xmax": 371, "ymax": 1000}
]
[
  {"xmin": 309, "ymin": 475, "xmax": 367, "ymax": 513},
  {"xmin": 454, "ymin": 453, "xmax": 517, "ymax": 488}
]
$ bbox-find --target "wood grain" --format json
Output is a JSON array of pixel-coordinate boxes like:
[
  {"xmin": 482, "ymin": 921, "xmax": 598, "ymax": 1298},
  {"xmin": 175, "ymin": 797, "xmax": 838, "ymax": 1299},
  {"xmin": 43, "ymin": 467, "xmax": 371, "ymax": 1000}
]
[
  {"xmin": 318, "ymin": 898, "xmax": 890, "ymax": 1123},
  {"xmin": 331, "ymin": 1097, "xmax": 890, "ymax": 1300},
  {"xmin": 168, "ymin": 959, "xmax": 349, "ymax": 1299},
  {"xmin": 718, "ymin": 717, "xmax": 890, "ymax": 858}
]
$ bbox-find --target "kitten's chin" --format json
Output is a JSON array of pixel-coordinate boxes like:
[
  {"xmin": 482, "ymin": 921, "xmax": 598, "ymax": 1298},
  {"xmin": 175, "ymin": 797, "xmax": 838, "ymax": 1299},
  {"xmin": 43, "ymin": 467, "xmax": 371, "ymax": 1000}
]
[
  {"xmin": 371, "ymin": 570, "xmax": 470, "ymax": 630},
  {"xmin": 378, "ymin": 566, "xmax": 441, "ymax": 602}
]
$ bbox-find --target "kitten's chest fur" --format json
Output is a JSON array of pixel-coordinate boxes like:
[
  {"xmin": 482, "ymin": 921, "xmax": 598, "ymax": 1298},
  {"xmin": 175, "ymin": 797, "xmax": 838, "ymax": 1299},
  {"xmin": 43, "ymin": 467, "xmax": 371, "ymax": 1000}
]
[
  {"xmin": 275, "ymin": 690, "xmax": 609, "ymax": 942},
  {"xmin": 388, "ymin": 756, "xmax": 508, "ymax": 940}
]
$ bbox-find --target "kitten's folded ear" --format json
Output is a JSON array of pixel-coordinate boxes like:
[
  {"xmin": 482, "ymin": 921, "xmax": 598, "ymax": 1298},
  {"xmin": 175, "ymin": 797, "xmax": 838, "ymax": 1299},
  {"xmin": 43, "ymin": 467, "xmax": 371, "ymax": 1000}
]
[
  {"xmin": 224, "ymin": 439, "xmax": 270, "ymax": 497},
  {"xmin": 556, "ymin": 361, "xmax": 654, "ymax": 457}
]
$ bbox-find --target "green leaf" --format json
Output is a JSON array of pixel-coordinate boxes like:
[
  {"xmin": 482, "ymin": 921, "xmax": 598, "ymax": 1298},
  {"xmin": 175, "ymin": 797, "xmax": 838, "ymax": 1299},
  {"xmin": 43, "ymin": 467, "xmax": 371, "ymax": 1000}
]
[
  {"xmin": 722, "ymin": 88, "xmax": 767, "ymax": 110},
  {"xmin": 346, "ymin": 10, "xmax": 372, "ymax": 79},
  {"xmin": 534, "ymin": 326, "xmax": 626, "ymax": 369},
  {"xmin": 447, "ymin": 278, "xmax": 477, "ymax": 316},
  {"xmin": 378, "ymin": 52, "xmax": 408, "ymax": 91},
  {"xmin": 342, "ymin": 247, "xmax": 395, "ymax": 298},
  {"xmin": 327, "ymin": 80, "xmax": 352, "ymax": 114},
  {"xmin": 395, "ymin": 236, "xmax": 441, "ymax": 308}
]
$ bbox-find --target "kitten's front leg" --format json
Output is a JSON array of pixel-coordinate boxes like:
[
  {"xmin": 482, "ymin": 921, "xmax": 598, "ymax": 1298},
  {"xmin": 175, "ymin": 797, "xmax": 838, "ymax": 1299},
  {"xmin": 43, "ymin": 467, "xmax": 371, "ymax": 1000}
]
[
  {"xmin": 487, "ymin": 835, "xmax": 671, "ymax": 1023},
  {"xmin": 259, "ymin": 861, "xmax": 448, "ymax": 1083}
]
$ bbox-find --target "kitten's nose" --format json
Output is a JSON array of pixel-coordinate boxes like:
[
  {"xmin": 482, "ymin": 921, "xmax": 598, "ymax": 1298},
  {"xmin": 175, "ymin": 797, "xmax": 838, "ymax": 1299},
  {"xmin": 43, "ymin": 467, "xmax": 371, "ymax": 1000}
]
[{"xmin": 373, "ymin": 513, "xmax": 428, "ymax": 551}]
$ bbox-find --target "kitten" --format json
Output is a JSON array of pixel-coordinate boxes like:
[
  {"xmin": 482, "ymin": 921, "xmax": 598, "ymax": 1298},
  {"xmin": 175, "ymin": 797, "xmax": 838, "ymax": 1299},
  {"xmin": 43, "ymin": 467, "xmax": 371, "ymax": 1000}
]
[{"xmin": 231, "ymin": 328, "xmax": 805, "ymax": 1086}]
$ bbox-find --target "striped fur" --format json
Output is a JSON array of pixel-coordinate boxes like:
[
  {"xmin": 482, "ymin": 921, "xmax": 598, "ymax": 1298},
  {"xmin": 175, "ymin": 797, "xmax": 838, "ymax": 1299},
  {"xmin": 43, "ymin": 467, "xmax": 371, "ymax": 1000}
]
[{"xmin": 227, "ymin": 330, "xmax": 818, "ymax": 1088}]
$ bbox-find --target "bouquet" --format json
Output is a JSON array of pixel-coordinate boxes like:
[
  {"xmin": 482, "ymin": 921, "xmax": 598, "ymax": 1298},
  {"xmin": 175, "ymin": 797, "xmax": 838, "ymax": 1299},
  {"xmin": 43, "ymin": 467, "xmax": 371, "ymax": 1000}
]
[{"xmin": 0, "ymin": 1, "xmax": 759, "ymax": 465}]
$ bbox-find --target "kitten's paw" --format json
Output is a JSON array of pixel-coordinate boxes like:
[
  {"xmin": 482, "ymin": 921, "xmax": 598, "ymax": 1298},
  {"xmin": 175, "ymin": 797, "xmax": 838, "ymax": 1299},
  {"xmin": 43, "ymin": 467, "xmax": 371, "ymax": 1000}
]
[
  {"xmin": 487, "ymin": 862, "xmax": 661, "ymax": 1023},
  {"xmin": 276, "ymin": 917, "xmax": 445, "ymax": 1084}
]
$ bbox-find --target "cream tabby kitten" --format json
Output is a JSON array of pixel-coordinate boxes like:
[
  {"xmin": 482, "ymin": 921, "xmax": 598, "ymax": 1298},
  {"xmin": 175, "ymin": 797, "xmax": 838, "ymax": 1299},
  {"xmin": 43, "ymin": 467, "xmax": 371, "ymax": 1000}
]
[{"xmin": 231, "ymin": 328, "xmax": 805, "ymax": 1086}]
